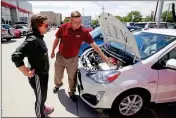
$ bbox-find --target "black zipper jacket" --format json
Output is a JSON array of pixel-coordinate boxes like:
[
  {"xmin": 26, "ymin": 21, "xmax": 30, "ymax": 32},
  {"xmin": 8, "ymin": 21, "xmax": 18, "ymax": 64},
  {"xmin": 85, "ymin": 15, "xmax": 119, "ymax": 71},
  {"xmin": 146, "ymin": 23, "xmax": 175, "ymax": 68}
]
[{"xmin": 11, "ymin": 31, "xmax": 49, "ymax": 74}]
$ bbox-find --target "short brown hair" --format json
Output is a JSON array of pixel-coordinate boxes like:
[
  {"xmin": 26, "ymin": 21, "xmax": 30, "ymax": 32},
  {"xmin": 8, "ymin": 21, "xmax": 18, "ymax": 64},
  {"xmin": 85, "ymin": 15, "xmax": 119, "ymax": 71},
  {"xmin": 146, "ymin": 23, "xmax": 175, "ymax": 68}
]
[
  {"xmin": 71, "ymin": 11, "xmax": 81, "ymax": 18},
  {"xmin": 30, "ymin": 15, "xmax": 48, "ymax": 32}
]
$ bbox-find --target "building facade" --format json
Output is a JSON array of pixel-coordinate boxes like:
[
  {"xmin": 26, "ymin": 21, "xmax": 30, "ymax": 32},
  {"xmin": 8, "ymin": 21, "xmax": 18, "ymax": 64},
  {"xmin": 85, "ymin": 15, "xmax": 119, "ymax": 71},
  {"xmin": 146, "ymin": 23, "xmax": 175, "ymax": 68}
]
[
  {"xmin": 40, "ymin": 11, "xmax": 62, "ymax": 26},
  {"xmin": 55, "ymin": 13, "xmax": 62, "ymax": 25},
  {"xmin": 1, "ymin": 0, "xmax": 33, "ymax": 25}
]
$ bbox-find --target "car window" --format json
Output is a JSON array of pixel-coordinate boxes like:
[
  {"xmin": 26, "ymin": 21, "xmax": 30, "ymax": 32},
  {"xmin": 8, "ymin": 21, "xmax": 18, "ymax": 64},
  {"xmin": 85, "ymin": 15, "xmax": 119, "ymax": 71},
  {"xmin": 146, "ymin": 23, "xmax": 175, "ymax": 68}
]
[
  {"xmin": 2, "ymin": 24, "xmax": 11, "ymax": 29},
  {"xmin": 16, "ymin": 26, "xmax": 23, "ymax": 29},
  {"xmin": 159, "ymin": 23, "xmax": 167, "ymax": 28},
  {"xmin": 148, "ymin": 23, "xmax": 156, "ymax": 28},
  {"xmin": 130, "ymin": 23, "xmax": 135, "ymax": 26},
  {"xmin": 134, "ymin": 23, "xmax": 146, "ymax": 28},
  {"xmin": 159, "ymin": 48, "xmax": 176, "ymax": 66},
  {"xmin": 168, "ymin": 23, "xmax": 176, "ymax": 29}
]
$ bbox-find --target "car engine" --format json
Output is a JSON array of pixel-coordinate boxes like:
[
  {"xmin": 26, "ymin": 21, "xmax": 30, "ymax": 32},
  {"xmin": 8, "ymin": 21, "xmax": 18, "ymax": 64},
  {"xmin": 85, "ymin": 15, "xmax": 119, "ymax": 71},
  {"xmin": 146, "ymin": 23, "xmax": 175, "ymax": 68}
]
[{"xmin": 80, "ymin": 49, "xmax": 124, "ymax": 71}]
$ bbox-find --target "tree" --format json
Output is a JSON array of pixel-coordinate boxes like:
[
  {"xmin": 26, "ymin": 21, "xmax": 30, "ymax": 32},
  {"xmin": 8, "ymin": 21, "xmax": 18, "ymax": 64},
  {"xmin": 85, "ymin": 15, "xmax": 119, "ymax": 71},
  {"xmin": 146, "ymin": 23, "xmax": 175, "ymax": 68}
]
[
  {"xmin": 63, "ymin": 17, "xmax": 70, "ymax": 23},
  {"xmin": 171, "ymin": 3, "xmax": 176, "ymax": 22},
  {"xmin": 115, "ymin": 16, "xmax": 123, "ymax": 22},
  {"xmin": 142, "ymin": 15, "xmax": 153, "ymax": 22},
  {"xmin": 91, "ymin": 19, "xmax": 98, "ymax": 26},
  {"xmin": 162, "ymin": 11, "xmax": 173, "ymax": 22},
  {"xmin": 122, "ymin": 16, "xmax": 129, "ymax": 22},
  {"xmin": 125, "ymin": 11, "xmax": 142, "ymax": 22}
]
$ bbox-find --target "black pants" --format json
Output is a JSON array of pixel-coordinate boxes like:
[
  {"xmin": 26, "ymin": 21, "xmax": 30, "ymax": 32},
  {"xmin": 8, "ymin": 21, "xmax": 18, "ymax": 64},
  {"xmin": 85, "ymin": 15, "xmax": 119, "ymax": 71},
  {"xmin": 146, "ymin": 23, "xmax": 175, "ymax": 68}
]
[{"xmin": 28, "ymin": 73, "xmax": 49, "ymax": 118}]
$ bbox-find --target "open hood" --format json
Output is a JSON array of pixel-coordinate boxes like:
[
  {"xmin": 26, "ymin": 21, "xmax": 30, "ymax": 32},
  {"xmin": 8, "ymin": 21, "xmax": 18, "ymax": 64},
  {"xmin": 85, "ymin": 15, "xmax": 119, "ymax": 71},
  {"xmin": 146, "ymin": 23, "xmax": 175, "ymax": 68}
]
[{"xmin": 98, "ymin": 12, "xmax": 141, "ymax": 60}]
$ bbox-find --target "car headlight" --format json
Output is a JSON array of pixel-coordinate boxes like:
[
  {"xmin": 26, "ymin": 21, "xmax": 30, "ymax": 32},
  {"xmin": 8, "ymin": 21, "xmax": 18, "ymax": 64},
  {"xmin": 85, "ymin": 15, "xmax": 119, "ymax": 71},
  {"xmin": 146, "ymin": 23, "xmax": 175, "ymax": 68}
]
[{"xmin": 86, "ymin": 70, "xmax": 120, "ymax": 84}]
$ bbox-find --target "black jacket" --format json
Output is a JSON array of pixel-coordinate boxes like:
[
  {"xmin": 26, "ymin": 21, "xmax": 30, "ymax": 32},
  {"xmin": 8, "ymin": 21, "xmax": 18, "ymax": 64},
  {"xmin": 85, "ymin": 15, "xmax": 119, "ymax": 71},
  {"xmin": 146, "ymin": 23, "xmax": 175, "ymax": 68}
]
[{"xmin": 11, "ymin": 31, "xmax": 49, "ymax": 74}]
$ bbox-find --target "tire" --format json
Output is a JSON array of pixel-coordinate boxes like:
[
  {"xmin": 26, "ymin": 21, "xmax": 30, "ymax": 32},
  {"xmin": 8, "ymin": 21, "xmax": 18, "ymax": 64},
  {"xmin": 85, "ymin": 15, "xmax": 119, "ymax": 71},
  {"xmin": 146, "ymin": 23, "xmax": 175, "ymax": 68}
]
[
  {"xmin": 111, "ymin": 91, "xmax": 149, "ymax": 118},
  {"xmin": 23, "ymin": 31, "xmax": 27, "ymax": 36},
  {"xmin": 6, "ymin": 38, "xmax": 11, "ymax": 41}
]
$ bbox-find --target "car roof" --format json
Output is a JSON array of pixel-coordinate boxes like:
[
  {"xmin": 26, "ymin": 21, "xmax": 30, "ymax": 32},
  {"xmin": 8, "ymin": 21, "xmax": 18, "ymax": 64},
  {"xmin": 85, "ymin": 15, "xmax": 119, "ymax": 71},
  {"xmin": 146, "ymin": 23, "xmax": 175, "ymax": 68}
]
[
  {"xmin": 127, "ymin": 26, "xmax": 142, "ymax": 28},
  {"xmin": 142, "ymin": 29, "xmax": 176, "ymax": 36},
  {"xmin": 135, "ymin": 22, "xmax": 171, "ymax": 24}
]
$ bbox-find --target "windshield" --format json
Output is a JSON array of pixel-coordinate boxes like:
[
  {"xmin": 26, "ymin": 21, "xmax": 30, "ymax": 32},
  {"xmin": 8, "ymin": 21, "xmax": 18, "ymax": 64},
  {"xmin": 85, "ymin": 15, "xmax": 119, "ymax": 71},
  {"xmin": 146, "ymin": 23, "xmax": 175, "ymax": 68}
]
[
  {"xmin": 134, "ymin": 23, "xmax": 146, "ymax": 28},
  {"xmin": 2, "ymin": 24, "xmax": 11, "ymax": 29},
  {"xmin": 134, "ymin": 32, "xmax": 176, "ymax": 59},
  {"xmin": 90, "ymin": 27, "xmax": 101, "ymax": 39}
]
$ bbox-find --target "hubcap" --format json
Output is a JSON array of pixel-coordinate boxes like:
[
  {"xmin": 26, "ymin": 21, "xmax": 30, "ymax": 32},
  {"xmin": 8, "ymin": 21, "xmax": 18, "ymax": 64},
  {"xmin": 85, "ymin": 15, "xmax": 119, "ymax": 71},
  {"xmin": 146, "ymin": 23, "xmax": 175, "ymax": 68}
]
[{"xmin": 119, "ymin": 95, "xmax": 143, "ymax": 116}]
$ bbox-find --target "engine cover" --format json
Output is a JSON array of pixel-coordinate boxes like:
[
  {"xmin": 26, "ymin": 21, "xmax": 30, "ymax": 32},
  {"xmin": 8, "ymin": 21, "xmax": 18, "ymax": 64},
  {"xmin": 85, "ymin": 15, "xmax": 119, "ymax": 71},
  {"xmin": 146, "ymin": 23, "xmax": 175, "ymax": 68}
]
[{"xmin": 99, "ymin": 62, "xmax": 117, "ymax": 70}]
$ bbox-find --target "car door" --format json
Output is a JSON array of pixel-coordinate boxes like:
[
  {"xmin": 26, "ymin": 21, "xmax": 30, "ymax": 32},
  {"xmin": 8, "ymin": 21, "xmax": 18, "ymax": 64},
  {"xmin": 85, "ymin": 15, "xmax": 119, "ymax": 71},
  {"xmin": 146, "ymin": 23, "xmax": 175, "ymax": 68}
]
[{"xmin": 155, "ymin": 46, "xmax": 176, "ymax": 103}]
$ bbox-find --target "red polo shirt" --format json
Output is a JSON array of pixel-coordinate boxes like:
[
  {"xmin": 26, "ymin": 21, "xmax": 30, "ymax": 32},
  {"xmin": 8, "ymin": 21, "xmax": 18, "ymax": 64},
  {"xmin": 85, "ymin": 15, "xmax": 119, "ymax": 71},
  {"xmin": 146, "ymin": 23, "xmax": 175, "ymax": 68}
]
[{"xmin": 55, "ymin": 22, "xmax": 94, "ymax": 58}]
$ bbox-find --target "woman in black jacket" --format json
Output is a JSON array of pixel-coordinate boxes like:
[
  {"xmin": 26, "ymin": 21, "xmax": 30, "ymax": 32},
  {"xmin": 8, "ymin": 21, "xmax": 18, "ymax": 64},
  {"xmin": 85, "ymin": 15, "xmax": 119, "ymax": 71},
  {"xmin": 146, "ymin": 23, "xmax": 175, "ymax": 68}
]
[{"xmin": 11, "ymin": 15, "xmax": 54, "ymax": 118}]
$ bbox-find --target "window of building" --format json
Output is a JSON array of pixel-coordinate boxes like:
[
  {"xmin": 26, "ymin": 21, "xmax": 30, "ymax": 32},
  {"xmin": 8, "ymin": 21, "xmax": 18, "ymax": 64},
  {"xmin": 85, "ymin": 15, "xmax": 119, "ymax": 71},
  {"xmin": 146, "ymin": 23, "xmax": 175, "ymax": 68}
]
[{"xmin": 1, "ymin": 6, "xmax": 12, "ymax": 25}]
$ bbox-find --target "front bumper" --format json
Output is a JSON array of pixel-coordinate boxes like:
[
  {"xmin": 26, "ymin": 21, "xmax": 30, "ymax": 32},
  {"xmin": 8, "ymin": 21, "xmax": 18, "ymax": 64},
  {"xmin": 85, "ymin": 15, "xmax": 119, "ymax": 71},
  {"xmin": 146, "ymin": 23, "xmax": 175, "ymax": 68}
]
[{"xmin": 77, "ymin": 68, "xmax": 123, "ymax": 109}]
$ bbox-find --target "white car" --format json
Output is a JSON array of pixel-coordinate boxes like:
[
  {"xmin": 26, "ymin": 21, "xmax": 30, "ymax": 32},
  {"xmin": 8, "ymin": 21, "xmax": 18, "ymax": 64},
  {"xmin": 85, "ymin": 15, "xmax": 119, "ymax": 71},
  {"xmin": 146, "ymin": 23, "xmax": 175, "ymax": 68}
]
[
  {"xmin": 1, "ymin": 26, "xmax": 13, "ymax": 41},
  {"xmin": 77, "ymin": 12, "xmax": 176, "ymax": 117},
  {"xmin": 14, "ymin": 25, "xmax": 30, "ymax": 36},
  {"xmin": 2, "ymin": 24, "xmax": 15, "ymax": 37},
  {"xmin": 134, "ymin": 22, "xmax": 176, "ymax": 30}
]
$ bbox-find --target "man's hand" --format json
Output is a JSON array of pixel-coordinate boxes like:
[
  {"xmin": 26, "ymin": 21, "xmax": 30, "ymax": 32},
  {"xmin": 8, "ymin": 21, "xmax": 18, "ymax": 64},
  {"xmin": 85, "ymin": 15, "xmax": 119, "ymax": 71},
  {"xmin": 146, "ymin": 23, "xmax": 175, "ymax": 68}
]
[
  {"xmin": 51, "ymin": 51, "xmax": 55, "ymax": 58},
  {"xmin": 90, "ymin": 42, "xmax": 114, "ymax": 65},
  {"xmin": 51, "ymin": 38, "xmax": 59, "ymax": 59},
  {"xmin": 102, "ymin": 55, "xmax": 114, "ymax": 65},
  {"xmin": 18, "ymin": 65, "xmax": 35, "ymax": 78}
]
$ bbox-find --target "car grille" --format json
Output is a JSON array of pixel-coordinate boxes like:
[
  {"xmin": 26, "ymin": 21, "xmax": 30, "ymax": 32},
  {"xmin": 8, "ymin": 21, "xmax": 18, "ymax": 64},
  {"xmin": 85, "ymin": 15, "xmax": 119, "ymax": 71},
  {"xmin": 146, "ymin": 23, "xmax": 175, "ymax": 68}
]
[{"xmin": 82, "ymin": 93, "xmax": 98, "ymax": 105}]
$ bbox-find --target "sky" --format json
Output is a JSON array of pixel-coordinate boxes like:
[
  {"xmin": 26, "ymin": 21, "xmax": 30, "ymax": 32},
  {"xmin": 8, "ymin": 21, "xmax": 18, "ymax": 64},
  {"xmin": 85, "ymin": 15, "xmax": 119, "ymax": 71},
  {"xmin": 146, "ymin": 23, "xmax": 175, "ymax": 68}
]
[{"xmin": 28, "ymin": 1, "xmax": 176, "ymax": 20}]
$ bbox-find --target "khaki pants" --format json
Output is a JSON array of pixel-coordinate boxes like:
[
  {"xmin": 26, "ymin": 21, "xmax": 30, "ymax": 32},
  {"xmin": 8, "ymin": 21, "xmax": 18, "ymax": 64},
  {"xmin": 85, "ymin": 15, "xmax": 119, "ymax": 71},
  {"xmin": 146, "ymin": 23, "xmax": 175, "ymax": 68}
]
[{"xmin": 54, "ymin": 52, "xmax": 78, "ymax": 93}]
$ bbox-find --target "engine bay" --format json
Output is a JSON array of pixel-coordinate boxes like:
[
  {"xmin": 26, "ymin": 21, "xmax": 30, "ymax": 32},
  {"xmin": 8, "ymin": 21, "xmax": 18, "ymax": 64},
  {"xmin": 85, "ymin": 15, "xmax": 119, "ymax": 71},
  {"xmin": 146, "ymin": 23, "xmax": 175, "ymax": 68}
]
[{"xmin": 80, "ymin": 49, "xmax": 125, "ymax": 71}]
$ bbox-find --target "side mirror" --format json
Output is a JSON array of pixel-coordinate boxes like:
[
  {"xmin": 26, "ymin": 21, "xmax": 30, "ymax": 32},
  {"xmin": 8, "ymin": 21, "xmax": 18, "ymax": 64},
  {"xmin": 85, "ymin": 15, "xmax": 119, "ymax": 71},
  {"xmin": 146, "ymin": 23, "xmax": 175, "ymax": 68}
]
[{"xmin": 166, "ymin": 59, "xmax": 176, "ymax": 70}]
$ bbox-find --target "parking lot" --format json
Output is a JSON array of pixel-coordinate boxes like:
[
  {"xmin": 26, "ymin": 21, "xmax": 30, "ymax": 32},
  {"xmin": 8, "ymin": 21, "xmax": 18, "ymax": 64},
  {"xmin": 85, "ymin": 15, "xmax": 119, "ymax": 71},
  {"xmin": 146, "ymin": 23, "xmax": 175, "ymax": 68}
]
[{"xmin": 2, "ymin": 29, "xmax": 176, "ymax": 117}]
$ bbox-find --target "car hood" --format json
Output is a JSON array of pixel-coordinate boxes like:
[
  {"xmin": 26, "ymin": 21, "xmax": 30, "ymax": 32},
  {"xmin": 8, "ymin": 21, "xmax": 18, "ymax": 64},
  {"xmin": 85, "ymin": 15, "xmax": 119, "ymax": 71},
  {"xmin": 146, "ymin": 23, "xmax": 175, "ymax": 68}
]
[{"xmin": 98, "ymin": 12, "xmax": 141, "ymax": 60}]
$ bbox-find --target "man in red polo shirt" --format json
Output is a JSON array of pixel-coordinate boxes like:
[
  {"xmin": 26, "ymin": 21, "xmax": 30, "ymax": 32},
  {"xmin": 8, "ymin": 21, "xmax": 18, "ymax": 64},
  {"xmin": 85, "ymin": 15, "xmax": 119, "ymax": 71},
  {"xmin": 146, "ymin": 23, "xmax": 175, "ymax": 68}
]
[{"xmin": 51, "ymin": 11, "xmax": 111, "ymax": 102}]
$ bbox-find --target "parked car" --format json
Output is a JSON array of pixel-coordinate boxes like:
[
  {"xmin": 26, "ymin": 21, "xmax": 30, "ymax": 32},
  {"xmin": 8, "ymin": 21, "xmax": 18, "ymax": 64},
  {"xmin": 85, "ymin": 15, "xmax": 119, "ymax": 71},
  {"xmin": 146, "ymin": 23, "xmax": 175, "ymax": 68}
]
[
  {"xmin": 134, "ymin": 22, "xmax": 176, "ymax": 30},
  {"xmin": 92, "ymin": 24, "xmax": 100, "ymax": 29},
  {"xmin": 14, "ymin": 21, "xmax": 28, "ymax": 26},
  {"xmin": 78, "ymin": 27, "xmax": 103, "ymax": 57},
  {"xmin": 13, "ymin": 25, "xmax": 30, "ymax": 36},
  {"xmin": 2, "ymin": 24, "xmax": 15, "ymax": 37},
  {"xmin": 77, "ymin": 12, "xmax": 176, "ymax": 117},
  {"xmin": 127, "ymin": 26, "xmax": 142, "ymax": 32},
  {"xmin": 1, "ymin": 26, "xmax": 13, "ymax": 41},
  {"xmin": 83, "ymin": 25, "xmax": 93, "ymax": 32},
  {"xmin": 14, "ymin": 29, "xmax": 21, "ymax": 38},
  {"xmin": 78, "ymin": 26, "xmax": 142, "ymax": 57},
  {"xmin": 125, "ymin": 22, "xmax": 135, "ymax": 26}
]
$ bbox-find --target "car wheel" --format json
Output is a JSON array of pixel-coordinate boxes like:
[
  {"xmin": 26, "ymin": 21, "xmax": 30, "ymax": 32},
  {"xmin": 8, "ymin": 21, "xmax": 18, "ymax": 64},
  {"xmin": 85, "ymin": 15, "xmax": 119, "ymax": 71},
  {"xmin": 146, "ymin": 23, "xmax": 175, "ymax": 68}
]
[
  {"xmin": 111, "ymin": 91, "xmax": 148, "ymax": 117},
  {"xmin": 23, "ymin": 31, "xmax": 27, "ymax": 36},
  {"xmin": 6, "ymin": 38, "xmax": 11, "ymax": 41}
]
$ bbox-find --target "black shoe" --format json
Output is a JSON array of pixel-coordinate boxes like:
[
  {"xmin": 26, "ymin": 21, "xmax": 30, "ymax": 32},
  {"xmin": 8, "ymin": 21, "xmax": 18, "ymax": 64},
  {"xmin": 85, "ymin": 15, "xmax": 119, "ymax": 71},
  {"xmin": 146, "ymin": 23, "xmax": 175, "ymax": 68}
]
[
  {"xmin": 68, "ymin": 92, "xmax": 77, "ymax": 102},
  {"xmin": 53, "ymin": 83, "xmax": 63, "ymax": 94}
]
